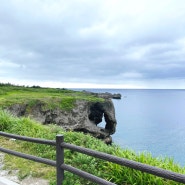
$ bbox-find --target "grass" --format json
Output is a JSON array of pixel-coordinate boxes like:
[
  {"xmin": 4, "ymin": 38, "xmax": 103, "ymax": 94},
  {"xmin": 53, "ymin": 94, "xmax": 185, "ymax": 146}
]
[
  {"xmin": 0, "ymin": 83, "xmax": 104, "ymax": 111},
  {"xmin": 1, "ymin": 109, "xmax": 185, "ymax": 185}
]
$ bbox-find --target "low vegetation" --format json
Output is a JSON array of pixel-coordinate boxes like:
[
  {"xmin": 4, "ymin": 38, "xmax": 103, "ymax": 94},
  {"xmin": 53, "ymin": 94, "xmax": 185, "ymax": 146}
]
[
  {"xmin": 1, "ymin": 110, "xmax": 185, "ymax": 185},
  {"xmin": 0, "ymin": 83, "xmax": 103, "ymax": 111}
]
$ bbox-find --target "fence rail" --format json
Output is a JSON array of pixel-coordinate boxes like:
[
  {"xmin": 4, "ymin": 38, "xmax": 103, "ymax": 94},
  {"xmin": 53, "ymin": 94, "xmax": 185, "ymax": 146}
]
[{"xmin": 0, "ymin": 131, "xmax": 185, "ymax": 184}]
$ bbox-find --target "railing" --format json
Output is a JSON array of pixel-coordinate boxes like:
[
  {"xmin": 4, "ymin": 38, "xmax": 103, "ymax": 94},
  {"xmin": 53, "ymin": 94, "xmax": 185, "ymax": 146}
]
[{"xmin": 0, "ymin": 131, "xmax": 185, "ymax": 185}]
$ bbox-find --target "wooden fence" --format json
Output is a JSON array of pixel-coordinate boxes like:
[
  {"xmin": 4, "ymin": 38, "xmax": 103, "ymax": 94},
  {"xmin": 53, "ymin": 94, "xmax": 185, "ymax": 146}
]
[{"xmin": 0, "ymin": 131, "xmax": 185, "ymax": 185}]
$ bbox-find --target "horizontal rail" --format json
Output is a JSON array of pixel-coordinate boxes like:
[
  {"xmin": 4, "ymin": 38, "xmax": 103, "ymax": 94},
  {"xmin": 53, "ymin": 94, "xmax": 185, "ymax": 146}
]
[
  {"xmin": 0, "ymin": 131, "xmax": 56, "ymax": 146},
  {"xmin": 0, "ymin": 147, "xmax": 56, "ymax": 167},
  {"xmin": 61, "ymin": 142, "xmax": 185, "ymax": 183},
  {"xmin": 61, "ymin": 164, "xmax": 116, "ymax": 185},
  {"xmin": 1, "ymin": 131, "xmax": 185, "ymax": 184}
]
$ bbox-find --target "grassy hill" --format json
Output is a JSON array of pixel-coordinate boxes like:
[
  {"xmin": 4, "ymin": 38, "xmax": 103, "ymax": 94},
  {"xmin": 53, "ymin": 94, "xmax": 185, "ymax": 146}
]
[
  {"xmin": 0, "ymin": 84, "xmax": 185, "ymax": 184},
  {"xmin": 0, "ymin": 83, "xmax": 103, "ymax": 111}
]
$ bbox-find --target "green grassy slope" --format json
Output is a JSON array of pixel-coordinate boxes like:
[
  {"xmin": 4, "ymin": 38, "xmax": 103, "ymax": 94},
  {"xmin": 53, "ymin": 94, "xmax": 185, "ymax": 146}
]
[
  {"xmin": 0, "ymin": 83, "xmax": 103, "ymax": 111},
  {"xmin": 1, "ymin": 111, "xmax": 185, "ymax": 185}
]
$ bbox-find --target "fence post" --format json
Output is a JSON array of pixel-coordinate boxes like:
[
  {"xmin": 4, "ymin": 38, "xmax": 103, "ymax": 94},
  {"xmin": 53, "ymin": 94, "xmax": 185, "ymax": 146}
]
[{"xmin": 56, "ymin": 134, "xmax": 64, "ymax": 185}]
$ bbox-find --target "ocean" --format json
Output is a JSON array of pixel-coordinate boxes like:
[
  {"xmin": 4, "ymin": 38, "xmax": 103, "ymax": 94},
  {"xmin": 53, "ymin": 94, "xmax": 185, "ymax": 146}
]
[{"xmin": 82, "ymin": 89, "xmax": 185, "ymax": 167}]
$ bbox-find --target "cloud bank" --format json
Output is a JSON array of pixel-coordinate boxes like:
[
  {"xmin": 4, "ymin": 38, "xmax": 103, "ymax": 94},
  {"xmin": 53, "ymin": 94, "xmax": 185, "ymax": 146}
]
[{"xmin": 1, "ymin": 0, "xmax": 185, "ymax": 88}]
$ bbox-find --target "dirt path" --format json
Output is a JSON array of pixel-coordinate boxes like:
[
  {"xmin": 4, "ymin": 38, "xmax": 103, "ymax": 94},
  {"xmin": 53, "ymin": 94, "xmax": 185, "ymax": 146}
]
[{"xmin": 0, "ymin": 153, "xmax": 49, "ymax": 185}]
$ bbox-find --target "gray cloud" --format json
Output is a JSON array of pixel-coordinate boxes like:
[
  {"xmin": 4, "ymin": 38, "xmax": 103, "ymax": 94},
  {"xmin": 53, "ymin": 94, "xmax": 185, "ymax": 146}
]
[{"xmin": 1, "ymin": 0, "xmax": 185, "ymax": 88}]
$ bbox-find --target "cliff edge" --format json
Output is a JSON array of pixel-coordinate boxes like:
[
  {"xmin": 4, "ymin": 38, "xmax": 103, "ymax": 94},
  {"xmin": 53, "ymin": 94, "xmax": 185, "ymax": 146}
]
[{"xmin": 7, "ymin": 92, "xmax": 119, "ymax": 144}]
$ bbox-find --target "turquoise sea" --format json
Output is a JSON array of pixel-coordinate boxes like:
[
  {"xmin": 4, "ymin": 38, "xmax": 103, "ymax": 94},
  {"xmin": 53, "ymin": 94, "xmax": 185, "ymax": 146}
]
[{"xmin": 82, "ymin": 89, "xmax": 185, "ymax": 167}]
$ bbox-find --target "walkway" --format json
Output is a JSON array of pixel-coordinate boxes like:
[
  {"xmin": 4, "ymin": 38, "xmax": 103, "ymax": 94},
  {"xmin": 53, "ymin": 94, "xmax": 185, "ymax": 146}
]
[
  {"xmin": 0, "ymin": 177, "xmax": 19, "ymax": 185},
  {"xmin": 0, "ymin": 153, "xmax": 48, "ymax": 185}
]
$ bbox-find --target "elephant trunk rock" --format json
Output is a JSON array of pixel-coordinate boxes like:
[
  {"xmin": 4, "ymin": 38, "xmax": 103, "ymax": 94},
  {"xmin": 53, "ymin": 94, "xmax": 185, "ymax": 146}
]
[{"xmin": 7, "ymin": 99, "xmax": 117, "ymax": 144}]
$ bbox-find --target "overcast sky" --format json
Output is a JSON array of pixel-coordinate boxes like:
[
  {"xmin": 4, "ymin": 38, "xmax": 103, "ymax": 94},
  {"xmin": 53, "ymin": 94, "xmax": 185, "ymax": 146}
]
[{"xmin": 1, "ymin": 0, "xmax": 185, "ymax": 89}]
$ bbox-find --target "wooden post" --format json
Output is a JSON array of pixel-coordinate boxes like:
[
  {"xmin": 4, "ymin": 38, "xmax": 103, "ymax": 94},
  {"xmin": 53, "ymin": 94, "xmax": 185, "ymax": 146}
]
[{"xmin": 56, "ymin": 135, "xmax": 64, "ymax": 185}]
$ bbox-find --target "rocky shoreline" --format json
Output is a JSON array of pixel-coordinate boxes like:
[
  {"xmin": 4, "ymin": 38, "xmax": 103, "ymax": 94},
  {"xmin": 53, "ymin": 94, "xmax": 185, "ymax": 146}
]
[{"xmin": 82, "ymin": 90, "xmax": 121, "ymax": 99}]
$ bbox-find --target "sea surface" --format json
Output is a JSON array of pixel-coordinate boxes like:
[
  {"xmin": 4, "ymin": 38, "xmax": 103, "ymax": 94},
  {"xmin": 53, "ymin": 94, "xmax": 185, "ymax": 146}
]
[{"xmin": 78, "ymin": 89, "xmax": 185, "ymax": 167}]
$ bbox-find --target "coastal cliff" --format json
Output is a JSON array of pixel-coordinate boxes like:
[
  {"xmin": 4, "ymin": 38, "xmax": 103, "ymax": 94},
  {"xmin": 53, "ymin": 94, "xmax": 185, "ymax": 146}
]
[
  {"xmin": 6, "ymin": 91, "xmax": 120, "ymax": 144},
  {"xmin": 0, "ymin": 84, "xmax": 120, "ymax": 144}
]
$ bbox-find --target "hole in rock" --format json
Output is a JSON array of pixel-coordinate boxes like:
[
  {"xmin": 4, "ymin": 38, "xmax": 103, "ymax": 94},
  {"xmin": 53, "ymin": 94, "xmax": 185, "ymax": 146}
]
[{"xmin": 97, "ymin": 113, "xmax": 106, "ymax": 129}]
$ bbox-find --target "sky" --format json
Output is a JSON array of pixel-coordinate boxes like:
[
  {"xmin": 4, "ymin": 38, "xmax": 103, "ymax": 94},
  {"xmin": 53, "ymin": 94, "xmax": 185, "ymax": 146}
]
[{"xmin": 1, "ymin": 0, "xmax": 185, "ymax": 89}]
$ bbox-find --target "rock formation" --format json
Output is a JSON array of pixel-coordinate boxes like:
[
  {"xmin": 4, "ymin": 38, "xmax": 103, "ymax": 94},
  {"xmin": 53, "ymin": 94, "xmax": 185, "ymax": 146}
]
[
  {"xmin": 7, "ymin": 93, "xmax": 118, "ymax": 144},
  {"xmin": 83, "ymin": 90, "xmax": 121, "ymax": 99}
]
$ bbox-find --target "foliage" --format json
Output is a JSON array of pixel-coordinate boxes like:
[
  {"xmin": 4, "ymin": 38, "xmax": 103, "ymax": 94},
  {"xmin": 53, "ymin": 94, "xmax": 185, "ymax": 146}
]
[
  {"xmin": 1, "ymin": 110, "xmax": 185, "ymax": 185},
  {"xmin": 0, "ymin": 83, "xmax": 103, "ymax": 111}
]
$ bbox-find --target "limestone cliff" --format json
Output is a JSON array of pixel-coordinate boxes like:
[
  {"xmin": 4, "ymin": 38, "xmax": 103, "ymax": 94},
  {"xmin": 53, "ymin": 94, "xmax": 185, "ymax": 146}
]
[{"xmin": 7, "ymin": 97, "xmax": 117, "ymax": 144}]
